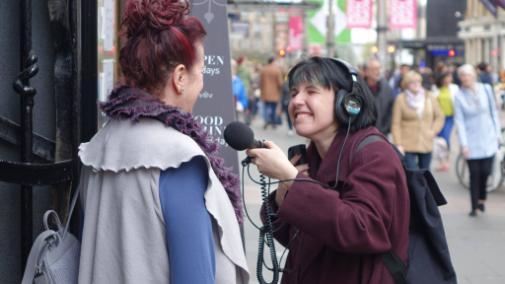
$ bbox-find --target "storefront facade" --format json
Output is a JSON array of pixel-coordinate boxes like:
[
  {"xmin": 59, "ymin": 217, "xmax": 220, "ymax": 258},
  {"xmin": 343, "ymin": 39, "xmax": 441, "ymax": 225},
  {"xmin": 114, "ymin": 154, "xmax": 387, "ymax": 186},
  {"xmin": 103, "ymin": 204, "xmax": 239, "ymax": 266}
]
[{"xmin": 459, "ymin": 0, "xmax": 505, "ymax": 72}]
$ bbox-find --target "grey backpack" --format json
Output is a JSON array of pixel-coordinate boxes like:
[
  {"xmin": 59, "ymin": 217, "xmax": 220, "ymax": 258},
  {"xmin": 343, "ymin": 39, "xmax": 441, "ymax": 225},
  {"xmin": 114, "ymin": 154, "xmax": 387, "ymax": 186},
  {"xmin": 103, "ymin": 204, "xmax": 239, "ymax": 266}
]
[{"xmin": 21, "ymin": 190, "xmax": 80, "ymax": 284}]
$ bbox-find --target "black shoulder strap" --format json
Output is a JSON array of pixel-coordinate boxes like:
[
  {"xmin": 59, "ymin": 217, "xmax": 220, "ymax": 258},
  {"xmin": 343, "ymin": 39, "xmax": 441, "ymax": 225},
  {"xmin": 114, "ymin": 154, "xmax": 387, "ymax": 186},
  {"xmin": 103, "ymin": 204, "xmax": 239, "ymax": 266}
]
[
  {"xmin": 351, "ymin": 135, "xmax": 384, "ymax": 162},
  {"xmin": 356, "ymin": 135, "xmax": 384, "ymax": 152},
  {"xmin": 355, "ymin": 134, "xmax": 407, "ymax": 167},
  {"xmin": 382, "ymin": 251, "xmax": 407, "ymax": 284},
  {"xmin": 483, "ymin": 83, "xmax": 499, "ymax": 133},
  {"xmin": 355, "ymin": 134, "xmax": 408, "ymax": 284}
]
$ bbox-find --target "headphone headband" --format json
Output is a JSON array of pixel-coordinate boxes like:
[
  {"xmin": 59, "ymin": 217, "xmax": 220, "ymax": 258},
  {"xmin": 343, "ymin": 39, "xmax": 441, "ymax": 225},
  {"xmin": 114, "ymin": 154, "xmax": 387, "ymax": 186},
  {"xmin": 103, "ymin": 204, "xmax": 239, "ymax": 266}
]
[{"xmin": 330, "ymin": 58, "xmax": 359, "ymax": 84}]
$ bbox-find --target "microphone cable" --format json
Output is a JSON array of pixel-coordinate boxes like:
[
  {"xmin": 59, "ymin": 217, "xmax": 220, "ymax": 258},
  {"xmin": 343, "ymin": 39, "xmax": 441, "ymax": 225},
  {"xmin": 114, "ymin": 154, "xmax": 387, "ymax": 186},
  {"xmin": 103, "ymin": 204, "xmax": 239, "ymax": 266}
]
[
  {"xmin": 240, "ymin": 160, "xmax": 332, "ymax": 284},
  {"xmin": 257, "ymin": 172, "xmax": 279, "ymax": 284},
  {"xmin": 241, "ymin": 163, "xmax": 279, "ymax": 284}
]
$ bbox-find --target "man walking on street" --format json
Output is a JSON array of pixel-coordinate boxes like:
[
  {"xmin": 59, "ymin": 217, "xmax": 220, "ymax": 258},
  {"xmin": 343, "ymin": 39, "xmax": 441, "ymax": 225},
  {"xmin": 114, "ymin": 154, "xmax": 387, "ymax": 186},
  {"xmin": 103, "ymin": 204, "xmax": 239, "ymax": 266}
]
[
  {"xmin": 260, "ymin": 57, "xmax": 283, "ymax": 129},
  {"xmin": 365, "ymin": 58, "xmax": 395, "ymax": 135}
]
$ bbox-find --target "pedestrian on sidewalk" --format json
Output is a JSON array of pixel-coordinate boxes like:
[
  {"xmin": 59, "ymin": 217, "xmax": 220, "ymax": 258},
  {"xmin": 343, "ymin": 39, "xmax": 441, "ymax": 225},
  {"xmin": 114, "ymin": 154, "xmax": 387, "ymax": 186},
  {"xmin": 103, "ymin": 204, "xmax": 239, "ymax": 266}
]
[
  {"xmin": 363, "ymin": 57, "xmax": 395, "ymax": 136},
  {"xmin": 76, "ymin": 1, "xmax": 249, "ymax": 282},
  {"xmin": 454, "ymin": 64, "xmax": 502, "ymax": 217},
  {"xmin": 391, "ymin": 70, "xmax": 445, "ymax": 170},
  {"xmin": 433, "ymin": 71, "xmax": 459, "ymax": 171},
  {"xmin": 231, "ymin": 59, "xmax": 249, "ymax": 123},
  {"xmin": 259, "ymin": 57, "xmax": 284, "ymax": 130},
  {"xmin": 281, "ymin": 79, "xmax": 294, "ymax": 136},
  {"xmin": 246, "ymin": 57, "xmax": 410, "ymax": 284}
]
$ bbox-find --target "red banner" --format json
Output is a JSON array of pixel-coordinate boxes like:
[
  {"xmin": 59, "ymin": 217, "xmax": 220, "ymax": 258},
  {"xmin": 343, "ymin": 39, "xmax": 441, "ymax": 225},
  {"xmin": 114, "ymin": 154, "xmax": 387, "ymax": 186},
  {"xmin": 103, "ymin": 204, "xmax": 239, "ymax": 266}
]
[
  {"xmin": 288, "ymin": 16, "xmax": 303, "ymax": 52},
  {"xmin": 346, "ymin": 0, "xmax": 373, "ymax": 28},
  {"xmin": 389, "ymin": 0, "xmax": 417, "ymax": 29}
]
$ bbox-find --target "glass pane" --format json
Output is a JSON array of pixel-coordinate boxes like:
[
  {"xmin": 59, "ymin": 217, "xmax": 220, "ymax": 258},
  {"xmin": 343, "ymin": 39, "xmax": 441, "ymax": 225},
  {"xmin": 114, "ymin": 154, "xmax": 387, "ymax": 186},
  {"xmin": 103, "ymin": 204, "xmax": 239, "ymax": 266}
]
[{"xmin": 97, "ymin": 0, "xmax": 119, "ymax": 126}]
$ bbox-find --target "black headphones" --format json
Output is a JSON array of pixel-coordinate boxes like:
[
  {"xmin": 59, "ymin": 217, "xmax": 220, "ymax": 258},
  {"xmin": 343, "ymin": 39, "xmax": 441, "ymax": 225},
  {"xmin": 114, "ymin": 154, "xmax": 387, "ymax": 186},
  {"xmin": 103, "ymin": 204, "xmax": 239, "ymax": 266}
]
[{"xmin": 329, "ymin": 58, "xmax": 362, "ymax": 124}]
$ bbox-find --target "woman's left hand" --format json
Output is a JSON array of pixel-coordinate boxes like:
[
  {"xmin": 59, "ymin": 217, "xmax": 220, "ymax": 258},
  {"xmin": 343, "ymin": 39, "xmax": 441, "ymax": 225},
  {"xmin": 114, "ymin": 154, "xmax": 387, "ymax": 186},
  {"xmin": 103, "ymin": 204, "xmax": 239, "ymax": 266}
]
[{"xmin": 246, "ymin": 141, "xmax": 299, "ymax": 181}]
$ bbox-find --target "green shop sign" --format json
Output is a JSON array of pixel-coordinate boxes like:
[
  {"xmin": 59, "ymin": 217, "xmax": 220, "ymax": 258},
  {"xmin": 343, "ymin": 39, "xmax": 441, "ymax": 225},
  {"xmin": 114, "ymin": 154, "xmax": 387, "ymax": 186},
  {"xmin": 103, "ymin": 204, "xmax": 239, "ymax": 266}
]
[{"xmin": 307, "ymin": 0, "xmax": 350, "ymax": 44}]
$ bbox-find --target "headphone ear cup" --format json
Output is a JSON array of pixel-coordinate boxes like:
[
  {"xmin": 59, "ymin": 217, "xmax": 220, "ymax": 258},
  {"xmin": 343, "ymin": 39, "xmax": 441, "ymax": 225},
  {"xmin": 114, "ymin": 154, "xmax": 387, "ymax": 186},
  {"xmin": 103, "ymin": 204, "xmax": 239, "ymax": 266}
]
[
  {"xmin": 334, "ymin": 89, "xmax": 350, "ymax": 124},
  {"xmin": 344, "ymin": 94, "xmax": 362, "ymax": 118}
]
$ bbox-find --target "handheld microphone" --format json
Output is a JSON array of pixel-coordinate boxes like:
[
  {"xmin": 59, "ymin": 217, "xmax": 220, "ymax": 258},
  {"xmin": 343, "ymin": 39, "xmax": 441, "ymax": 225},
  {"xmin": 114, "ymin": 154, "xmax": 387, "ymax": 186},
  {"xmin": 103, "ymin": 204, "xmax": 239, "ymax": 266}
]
[{"xmin": 224, "ymin": 121, "xmax": 265, "ymax": 150}]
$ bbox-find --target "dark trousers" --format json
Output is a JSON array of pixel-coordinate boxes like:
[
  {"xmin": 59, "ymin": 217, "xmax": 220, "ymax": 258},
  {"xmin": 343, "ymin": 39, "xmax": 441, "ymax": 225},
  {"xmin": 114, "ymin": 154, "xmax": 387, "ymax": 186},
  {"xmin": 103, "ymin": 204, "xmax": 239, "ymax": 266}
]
[
  {"xmin": 467, "ymin": 156, "xmax": 494, "ymax": 210},
  {"xmin": 282, "ymin": 102, "xmax": 292, "ymax": 130},
  {"xmin": 404, "ymin": 152, "xmax": 432, "ymax": 170},
  {"xmin": 264, "ymin": 102, "xmax": 278, "ymax": 125}
]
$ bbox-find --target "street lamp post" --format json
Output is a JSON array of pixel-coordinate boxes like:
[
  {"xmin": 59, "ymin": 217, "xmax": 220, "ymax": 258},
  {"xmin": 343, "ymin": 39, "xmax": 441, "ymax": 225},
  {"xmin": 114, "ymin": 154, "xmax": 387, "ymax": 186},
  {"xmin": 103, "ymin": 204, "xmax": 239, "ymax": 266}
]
[
  {"xmin": 377, "ymin": 0, "xmax": 388, "ymax": 65},
  {"xmin": 326, "ymin": 0, "xmax": 335, "ymax": 57}
]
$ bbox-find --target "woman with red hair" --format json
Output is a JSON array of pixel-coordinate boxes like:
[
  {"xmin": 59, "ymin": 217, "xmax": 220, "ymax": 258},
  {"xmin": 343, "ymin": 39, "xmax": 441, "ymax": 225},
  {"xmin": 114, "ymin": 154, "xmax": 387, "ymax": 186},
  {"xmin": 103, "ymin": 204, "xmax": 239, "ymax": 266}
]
[{"xmin": 77, "ymin": 0, "xmax": 249, "ymax": 283}]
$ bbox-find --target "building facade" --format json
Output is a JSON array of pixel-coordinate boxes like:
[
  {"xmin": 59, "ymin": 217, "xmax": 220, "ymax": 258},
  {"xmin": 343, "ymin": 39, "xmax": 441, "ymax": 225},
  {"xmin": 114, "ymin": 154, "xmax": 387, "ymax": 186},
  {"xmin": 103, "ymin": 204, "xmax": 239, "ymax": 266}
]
[
  {"xmin": 389, "ymin": 0, "xmax": 466, "ymax": 69},
  {"xmin": 459, "ymin": 0, "xmax": 505, "ymax": 72},
  {"xmin": 227, "ymin": 1, "xmax": 317, "ymax": 60}
]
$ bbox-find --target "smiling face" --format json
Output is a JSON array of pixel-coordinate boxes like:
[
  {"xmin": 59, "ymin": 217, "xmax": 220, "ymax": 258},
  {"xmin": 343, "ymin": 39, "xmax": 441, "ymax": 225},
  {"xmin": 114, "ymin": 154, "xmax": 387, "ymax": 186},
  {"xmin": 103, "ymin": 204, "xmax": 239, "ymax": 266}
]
[{"xmin": 288, "ymin": 82, "xmax": 338, "ymax": 141}]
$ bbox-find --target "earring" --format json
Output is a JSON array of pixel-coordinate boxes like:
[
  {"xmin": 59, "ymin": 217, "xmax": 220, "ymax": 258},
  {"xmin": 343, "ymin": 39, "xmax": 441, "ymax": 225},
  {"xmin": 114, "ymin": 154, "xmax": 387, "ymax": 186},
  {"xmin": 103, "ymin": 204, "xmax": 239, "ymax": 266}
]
[{"xmin": 179, "ymin": 87, "xmax": 184, "ymax": 95}]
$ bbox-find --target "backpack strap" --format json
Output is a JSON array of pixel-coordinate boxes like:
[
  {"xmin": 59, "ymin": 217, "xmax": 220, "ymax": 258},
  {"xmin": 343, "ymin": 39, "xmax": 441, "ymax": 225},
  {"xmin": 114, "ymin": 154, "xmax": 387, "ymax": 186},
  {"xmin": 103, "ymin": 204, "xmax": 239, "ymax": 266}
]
[
  {"xmin": 382, "ymin": 251, "xmax": 407, "ymax": 284},
  {"xmin": 351, "ymin": 135, "xmax": 384, "ymax": 163},
  {"xmin": 356, "ymin": 135, "xmax": 384, "ymax": 152},
  {"xmin": 355, "ymin": 134, "xmax": 407, "ymax": 284}
]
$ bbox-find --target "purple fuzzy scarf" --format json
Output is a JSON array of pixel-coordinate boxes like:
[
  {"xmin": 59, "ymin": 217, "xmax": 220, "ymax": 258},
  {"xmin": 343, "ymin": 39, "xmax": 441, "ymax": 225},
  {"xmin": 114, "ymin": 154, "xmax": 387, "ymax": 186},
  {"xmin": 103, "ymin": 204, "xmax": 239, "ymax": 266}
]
[{"xmin": 101, "ymin": 85, "xmax": 243, "ymax": 224}]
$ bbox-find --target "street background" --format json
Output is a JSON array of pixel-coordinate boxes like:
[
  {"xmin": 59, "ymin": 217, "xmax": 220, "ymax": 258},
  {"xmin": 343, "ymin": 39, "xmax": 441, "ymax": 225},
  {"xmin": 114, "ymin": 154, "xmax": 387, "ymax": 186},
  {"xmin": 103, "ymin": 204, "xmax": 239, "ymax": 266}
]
[{"xmin": 239, "ymin": 116, "xmax": 505, "ymax": 284}]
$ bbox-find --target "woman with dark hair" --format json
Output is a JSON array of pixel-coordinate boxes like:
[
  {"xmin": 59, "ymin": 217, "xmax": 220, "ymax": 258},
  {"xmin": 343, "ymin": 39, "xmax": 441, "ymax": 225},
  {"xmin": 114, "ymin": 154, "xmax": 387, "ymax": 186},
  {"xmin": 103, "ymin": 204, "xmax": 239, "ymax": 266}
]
[
  {"xmin": 77, "ymin": 0, "xmax": 249, "ymax": 283},
  {"xmin": 433, "ymin": 72, "xmax": 459, "ymax": 171},
  {"xmin": 246, "ymin": 57, "xmax": 410, "ymax": 283}
]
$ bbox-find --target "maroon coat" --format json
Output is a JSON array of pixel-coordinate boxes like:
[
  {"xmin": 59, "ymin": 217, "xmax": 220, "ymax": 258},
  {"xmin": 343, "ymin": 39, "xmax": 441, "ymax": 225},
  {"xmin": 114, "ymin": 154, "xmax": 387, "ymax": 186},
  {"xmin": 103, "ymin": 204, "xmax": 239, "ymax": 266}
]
[{"xmin": 264, "ymin": 126, "xmax": 410, "ymax": 284}]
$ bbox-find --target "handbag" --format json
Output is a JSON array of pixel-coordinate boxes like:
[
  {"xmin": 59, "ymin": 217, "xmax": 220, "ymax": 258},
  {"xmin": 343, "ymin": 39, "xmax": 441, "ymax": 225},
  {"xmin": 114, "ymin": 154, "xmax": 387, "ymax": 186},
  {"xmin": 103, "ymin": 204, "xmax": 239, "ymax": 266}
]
[{"xmin": 21, "ymin": 187, "xmax": 81, "ymax": 284}]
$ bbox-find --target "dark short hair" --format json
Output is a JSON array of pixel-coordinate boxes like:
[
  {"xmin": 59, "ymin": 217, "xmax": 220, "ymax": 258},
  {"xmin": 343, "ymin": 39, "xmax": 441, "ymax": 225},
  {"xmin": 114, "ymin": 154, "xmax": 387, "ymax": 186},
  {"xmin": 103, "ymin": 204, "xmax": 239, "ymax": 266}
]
[
  {"xmin": 287, "ymin": 57, "xmax": 377, "ymax": 133},
  {"xmin": 435, "ymin": 72, "xmax": 452, "ymax": 88},
  {"xmin": 477, "ymin": 62, "xmax": 488, "ymax": 72}
]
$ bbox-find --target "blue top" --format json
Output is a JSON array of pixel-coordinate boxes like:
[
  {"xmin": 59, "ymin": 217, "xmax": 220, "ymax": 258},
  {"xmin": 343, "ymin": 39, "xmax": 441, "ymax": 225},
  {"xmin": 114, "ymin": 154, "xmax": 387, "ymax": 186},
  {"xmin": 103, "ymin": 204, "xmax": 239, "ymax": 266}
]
[
  {"xmin": 232, "ymin": 75, "xmax": 248, "ymax": 109},
  {"xmin": 159, "ymin": 156, "xmax": 216, "ymax": 283},
  {"xmin": 454, "ymin": 83, "xmax": 501, "ymax": 159}
]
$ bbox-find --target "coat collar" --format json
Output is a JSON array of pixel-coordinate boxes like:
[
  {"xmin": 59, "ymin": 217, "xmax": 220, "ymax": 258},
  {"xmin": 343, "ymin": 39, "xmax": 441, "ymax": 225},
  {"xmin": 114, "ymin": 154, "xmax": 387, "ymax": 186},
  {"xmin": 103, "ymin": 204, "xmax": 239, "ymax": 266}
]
[
  {"xmin": 307, "ymin": 131, "xmax": 347, "ymax": 187},
  {"xmin": 306, "ymin": 126, "xmax": 381, "ymax": 187}
]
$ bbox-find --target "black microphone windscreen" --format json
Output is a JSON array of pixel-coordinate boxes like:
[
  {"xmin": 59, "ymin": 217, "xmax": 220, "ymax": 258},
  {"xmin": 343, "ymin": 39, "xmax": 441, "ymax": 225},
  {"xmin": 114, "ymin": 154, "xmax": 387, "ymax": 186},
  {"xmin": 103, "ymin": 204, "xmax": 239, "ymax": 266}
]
[{"xmin": 224, "ymin": 121, "xmax": 255, "ymax": 150}]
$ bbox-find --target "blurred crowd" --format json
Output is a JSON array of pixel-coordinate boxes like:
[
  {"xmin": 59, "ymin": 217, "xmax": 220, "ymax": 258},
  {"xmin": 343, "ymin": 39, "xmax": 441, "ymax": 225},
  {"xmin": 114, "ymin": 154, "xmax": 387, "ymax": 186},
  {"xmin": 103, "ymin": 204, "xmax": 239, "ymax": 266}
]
[
  {"xmin": 231, "ymin": 55, "xmax": 505, "ymax": 217},
  {"xmin": 230, "ymin": 55, "xmax": 504, "ymax": 173}
]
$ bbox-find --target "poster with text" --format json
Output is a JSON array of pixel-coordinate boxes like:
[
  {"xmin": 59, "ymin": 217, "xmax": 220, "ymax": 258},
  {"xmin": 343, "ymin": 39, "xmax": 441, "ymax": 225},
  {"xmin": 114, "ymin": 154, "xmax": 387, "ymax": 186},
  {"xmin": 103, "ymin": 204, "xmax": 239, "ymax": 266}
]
[{"xmin": 190, "ymin": 0, "xmax": 240, "ymax": 174}]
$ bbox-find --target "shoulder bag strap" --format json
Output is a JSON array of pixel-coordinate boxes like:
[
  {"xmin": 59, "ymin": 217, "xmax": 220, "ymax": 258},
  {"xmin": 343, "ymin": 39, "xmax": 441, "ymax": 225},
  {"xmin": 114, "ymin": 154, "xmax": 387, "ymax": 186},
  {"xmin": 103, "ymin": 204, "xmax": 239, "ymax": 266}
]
[
  {"xmin": 62, "ymin": 184, "xmax": 80, "ymax": 240},
  {"xmin": 350, "ymin": 135, "xmax": 384, "ymax": 163},
  {"xmin": 382, "ymin": 251, "xmax": 407, "ymax": 284},
  {"xmin": 483, "ymin": 84, "xmax": 498, "ymax": 131},
  {"xmin": 355, "ymin": 135, "xmax": 407, "ymax": 284}
]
